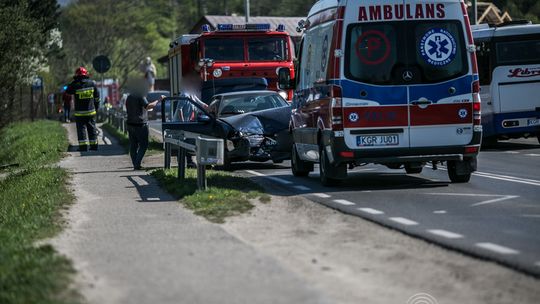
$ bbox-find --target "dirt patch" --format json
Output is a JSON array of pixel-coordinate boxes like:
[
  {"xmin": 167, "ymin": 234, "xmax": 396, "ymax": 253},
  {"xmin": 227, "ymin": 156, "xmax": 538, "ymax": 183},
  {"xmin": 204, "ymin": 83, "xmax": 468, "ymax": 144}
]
[{"xmin": 223, "ymin": 194, "xmax": 540, "ymax": 304}]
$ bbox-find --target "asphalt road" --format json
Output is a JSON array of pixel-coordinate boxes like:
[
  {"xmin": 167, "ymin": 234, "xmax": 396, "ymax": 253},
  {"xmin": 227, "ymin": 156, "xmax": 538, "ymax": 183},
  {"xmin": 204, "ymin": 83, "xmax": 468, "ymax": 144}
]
[
  {"xmin": 149, "ymin": 119, "xmax": 540, "ymax": 276},
  {"xmin": 242, "ymin": 138, "xmax": 540, "ymax": 277}
]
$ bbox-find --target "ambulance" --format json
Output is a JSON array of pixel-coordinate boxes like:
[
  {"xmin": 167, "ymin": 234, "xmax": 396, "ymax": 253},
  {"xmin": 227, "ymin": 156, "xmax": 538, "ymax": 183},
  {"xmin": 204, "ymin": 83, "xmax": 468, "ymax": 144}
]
[{"xmin": 278, "ymin": 0, "xmax": 481, "ymax": 186}]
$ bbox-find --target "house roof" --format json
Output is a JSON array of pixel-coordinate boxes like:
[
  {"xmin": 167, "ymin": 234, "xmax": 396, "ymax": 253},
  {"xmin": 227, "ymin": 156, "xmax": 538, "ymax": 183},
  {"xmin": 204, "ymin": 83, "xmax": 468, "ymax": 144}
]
[
  {"xmin": 190, "ymin": 15, "xmax": 304, "ymax": 38},
  {"xmin": 468, "ymin": 1, "xmax": 512, "ymax": 25}
]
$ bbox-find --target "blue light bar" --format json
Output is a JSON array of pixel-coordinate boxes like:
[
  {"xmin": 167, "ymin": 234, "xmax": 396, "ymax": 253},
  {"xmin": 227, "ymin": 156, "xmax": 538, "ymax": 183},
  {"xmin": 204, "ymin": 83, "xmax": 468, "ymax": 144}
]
[
  {"xmin": 276, "ymin": 24, "xmax": 285, "ymax": 32},
  {"xmin": 216, "ymin": 23, "xmax": 271, "ymax": 31},
  {"xmin": 201, "ymin": 24, "xmax": 210, "ymax": 32}
]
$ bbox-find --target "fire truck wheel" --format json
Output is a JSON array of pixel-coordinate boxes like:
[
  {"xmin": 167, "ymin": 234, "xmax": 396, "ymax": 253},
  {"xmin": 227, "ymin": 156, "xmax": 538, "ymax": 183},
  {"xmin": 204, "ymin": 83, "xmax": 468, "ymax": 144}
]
[
  {"xmin": 447, "ymin": 160, "xmax": 472, "ymax": 183},
  {"xmin": 291, "ymin": 144, "xmax": 313, "ymax": 177},
  {"xmin": 319, "ymin": 146, "xmax": 344, "ymax": 187}
]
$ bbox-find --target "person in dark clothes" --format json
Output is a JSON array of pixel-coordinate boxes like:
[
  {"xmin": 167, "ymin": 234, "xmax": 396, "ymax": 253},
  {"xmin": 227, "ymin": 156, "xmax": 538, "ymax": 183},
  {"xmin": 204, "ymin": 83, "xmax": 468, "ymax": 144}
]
[
  {"xmin": 125, "ymin": 84, "xmax": 163, "ymax": 170},
  {"xmin": 62, "ymin": 92, "xmax": 73, "ymax": 123},
  {"xmin": 65, "ymin": 67, "xmax": 100, "ymax": 151}
]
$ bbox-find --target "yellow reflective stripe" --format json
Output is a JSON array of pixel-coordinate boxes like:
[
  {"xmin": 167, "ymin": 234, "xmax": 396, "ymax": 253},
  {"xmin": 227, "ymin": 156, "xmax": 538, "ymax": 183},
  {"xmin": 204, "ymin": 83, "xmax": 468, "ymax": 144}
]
[
  {"xmin": 74, "ymin": 110, "xmax": 96, "ymax": 116},
  {"xmin": 76, "ymin": 88, "xmax": 95, "ymax": 99},
  {"xmin": 78, "ymin": 141, "xmax": 88, "ymax": 145},
  {"xmin": 89, "ymin": 140, "xmax": 98, "ymax": 144}
]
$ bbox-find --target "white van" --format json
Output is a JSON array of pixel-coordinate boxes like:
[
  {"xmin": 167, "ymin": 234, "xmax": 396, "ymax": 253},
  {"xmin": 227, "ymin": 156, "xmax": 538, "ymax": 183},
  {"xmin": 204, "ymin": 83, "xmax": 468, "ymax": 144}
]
[
  {"xmin": 473, "ymin": 22, "xmax": 540, "ymax": 145},
  {"xmin": 279, "ymin": 0, "xmax": 482, "ymax": 185}
]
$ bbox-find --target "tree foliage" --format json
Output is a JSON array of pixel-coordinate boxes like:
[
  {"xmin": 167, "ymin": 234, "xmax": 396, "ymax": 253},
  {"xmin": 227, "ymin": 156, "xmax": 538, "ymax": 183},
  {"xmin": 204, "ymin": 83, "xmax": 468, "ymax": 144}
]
[
  {"xmin": 492, "ymin": 0, "xmax": 540, "ymax": 24},
  {"xmin": 0, "ymin": 0, "xmax": 60, "ymax": 127}
]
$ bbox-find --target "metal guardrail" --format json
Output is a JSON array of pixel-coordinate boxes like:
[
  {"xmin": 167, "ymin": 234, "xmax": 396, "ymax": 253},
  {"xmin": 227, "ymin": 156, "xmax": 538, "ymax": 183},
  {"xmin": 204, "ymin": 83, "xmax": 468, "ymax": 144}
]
[{"xmin": 163, "ymin": 129, "xmax": 224, "ymax": 190}]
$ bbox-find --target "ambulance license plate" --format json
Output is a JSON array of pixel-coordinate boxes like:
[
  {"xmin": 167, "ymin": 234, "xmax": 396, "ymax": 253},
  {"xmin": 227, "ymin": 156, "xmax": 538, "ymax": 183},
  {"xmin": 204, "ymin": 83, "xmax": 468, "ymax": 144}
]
[
  {"xmin": 527, "ymin": 119, "xmax": 539, "ymax": 126},
  {"xmin": 357, "ymin": 135, "xmax": 399, "ymax": 147}
]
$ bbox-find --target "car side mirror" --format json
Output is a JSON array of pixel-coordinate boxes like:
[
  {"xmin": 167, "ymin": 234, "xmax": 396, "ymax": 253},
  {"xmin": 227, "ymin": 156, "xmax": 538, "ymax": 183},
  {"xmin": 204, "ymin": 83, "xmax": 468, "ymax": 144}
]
[
  {"xmin": 278, "ymin": 67, "xmax": 294, "ymax": 90},
  {"xmin": 197, "ymin": 113, "xmax": 212, "ymax": 123}
]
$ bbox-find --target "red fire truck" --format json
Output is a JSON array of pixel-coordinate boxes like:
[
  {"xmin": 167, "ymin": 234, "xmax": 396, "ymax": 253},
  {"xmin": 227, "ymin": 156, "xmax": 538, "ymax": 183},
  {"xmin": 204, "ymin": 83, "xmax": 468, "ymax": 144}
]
[{"xmin": 168, "ymin": 23, "xmax": 295, "ymax": 103}]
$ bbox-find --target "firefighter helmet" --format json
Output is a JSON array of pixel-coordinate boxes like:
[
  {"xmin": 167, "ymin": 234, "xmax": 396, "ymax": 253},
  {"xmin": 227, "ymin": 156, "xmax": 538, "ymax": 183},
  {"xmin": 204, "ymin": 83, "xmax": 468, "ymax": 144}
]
[{"xmin": 75, "ymin": 66, "xmax": 88, "ymax": 77}]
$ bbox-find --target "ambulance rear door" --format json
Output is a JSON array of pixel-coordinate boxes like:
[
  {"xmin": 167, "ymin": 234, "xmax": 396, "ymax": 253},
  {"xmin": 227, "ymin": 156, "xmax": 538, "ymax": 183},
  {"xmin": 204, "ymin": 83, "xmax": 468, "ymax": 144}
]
[{"xmin": 405, "ymin": 0, "xmax": 474, "ymax": 147}]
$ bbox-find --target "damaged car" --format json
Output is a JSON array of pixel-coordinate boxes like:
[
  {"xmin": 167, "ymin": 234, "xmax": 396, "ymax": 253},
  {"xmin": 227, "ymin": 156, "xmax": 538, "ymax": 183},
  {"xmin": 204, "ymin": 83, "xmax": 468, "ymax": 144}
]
[{"xmin": 161, "ymin": 91, "xmax": 292, "ymax": 167}]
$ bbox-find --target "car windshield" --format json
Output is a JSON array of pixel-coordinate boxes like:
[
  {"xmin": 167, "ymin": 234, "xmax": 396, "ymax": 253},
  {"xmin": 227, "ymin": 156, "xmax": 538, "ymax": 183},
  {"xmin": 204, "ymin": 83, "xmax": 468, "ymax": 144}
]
[
  {"xmin": 218, "ymin": 93, "xmax": 288, "ymax": 117},
  {"xmin": 247, "ymin": 37, "xmax": 288, "ymax": 61},
  {"xmin": 204, "ymin": 38, "xmax": 244, "ymax": 61},
  {"xmin": 345, "ymin": 21, "xmax": 468, "ymax": 85}
]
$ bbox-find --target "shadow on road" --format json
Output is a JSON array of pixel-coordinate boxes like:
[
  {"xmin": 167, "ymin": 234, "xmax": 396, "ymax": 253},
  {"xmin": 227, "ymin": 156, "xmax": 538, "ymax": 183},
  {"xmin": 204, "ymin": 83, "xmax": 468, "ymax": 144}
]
[{"xmin": 481, "ymin": 140, "xmax": 540, "ymax": 152}]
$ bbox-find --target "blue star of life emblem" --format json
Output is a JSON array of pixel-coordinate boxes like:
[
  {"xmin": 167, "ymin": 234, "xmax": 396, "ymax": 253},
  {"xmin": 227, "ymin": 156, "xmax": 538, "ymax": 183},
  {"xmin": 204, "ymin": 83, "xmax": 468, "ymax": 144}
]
[{"xmin": 420, "ymin": 28, "xmax": 457, "ymax": 66}]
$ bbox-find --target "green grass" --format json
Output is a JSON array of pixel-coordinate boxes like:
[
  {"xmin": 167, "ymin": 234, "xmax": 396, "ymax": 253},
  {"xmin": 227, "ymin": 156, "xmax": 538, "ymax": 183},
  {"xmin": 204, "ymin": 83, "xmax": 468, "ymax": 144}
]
[
  {"xmin": 0, "ymin": 120, "xmax": 79, "ymax": 304},
  {"xmin": 0, "ymin": 120, "xmax": 68, "ymax": 169},
  {"xmin": 151, "ymin": 168, "xmax": 270, "ymax": 223},
  {"xmin": 102, "ymin": 123, "xmax": 163, "ymax": 155}
]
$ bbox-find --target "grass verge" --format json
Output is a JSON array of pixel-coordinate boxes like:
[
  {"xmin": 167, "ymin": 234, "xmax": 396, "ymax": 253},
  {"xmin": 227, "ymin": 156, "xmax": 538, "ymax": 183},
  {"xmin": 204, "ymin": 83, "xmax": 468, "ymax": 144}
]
[
  {"xmin": 151, "ymin": 168, "xmax": 270, "ymax": 223},
  {"xmin": 102, "ymin": 123, "xmax": 162, "ymax": 155},
  {"xmin": 0, "ymin": 120, "xmax": 79, "ymax": 304}
]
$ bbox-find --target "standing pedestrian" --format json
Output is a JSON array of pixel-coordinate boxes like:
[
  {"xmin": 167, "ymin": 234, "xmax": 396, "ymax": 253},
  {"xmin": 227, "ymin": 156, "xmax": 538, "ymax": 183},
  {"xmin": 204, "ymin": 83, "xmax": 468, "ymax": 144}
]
[
  {"xmin": 66, "ymin": 66, "xmax": 100, "ymax": 151},
  {"xmin": 126, "ymin": 83, "xmax": 162, "ymax": 170},
  {"xmin": 62, "ymin": 91, "xmax": 72, "ymax": 123}
]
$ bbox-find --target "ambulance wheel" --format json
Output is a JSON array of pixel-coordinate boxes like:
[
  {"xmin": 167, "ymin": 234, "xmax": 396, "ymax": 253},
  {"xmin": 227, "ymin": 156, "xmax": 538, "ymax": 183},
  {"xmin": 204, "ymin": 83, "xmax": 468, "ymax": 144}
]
[
  {"xmin": 319, "ymin": 146, "xmax": 345, "ymax": 187},
  {"xmin": 405, "ymin": 163, "xmax": 423, "ymax": 174},
  {"xmin": 291, "ymin": 144, "xmax": 312, "ymax": 177},
  {"xmin": 447, "ymin": 160, "xmax": 472, "ymax": 183}
]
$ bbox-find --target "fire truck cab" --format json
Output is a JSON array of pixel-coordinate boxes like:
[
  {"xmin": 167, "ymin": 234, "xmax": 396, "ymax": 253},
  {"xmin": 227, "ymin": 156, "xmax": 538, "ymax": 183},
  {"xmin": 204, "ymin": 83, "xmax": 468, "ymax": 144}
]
[{"xmin": 168, "ymin": 23, "xmax": 295, "ymax": 103}]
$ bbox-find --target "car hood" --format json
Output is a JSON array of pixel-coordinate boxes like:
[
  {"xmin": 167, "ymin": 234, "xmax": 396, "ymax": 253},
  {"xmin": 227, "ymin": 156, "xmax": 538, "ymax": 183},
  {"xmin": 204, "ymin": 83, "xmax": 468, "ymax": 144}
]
[{"xmin": 219, "ymin": 106, "xmax": 291, "ymax": 136}]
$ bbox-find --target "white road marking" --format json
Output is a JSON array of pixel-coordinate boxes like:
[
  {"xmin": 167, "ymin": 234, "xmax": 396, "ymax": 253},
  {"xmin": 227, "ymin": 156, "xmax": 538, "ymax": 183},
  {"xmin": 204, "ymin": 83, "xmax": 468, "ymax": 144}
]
[
  {"xmin": 472, "ymin": 171, "xmax": 540, "ymax": 187},
  {"xmin": 427, "ymin": 229, "xmax": 463, "ymax": 239},
  {"xmin": 333, "ymin": 199, "xmax": 355, "ymax": 206},
  {"xmin": 504, "ymin": 151, "xmax": 519, "ymax": 154},
  {"xmin": 147, "ymin": 197, "xmax": 160, "ymax": 201},
  {"xmin": 437, "ymin": 165, "xmax": 540, "ymax": 186},
  {"xmin": 245, "ymin": 170, "xmax": 265, "ymax": 177},
  {"xmin": 433, "ymin": 210, "xmax": 447, "ymax": 214},
  {"xmin": 520, "ymin": 214, "xmax": 540, "ymax": 218},
  {"xmin": 389, "ymin": 217, "xmax": 418, "ymax": 226},
  {"xmin": 267, "ymin": 176, "xmax": 293, "ymax": 185},
  {"xmin": 313, "ymin": 193, "xmax": 331, "ymax": 198},
  {"xmin": 525, "ymin": 153, "xmax": 540, "ymax": 157},
  {"xmin": 358, "ymin": 207, "xmax": 384, "ymax": 215},
  {"xmin": 470, "ymin": 195, "xmax": 519, "ymax": 207},
  {"xmin": 293, "ymin": 185, "xmax": 311, "ymax": 191},
  {"xmin": 245, "ymin": 170, "xmax": 293, "ymax": 185},
  {"xmin": 424, "ymin": 193, "xmax": 519, "ymax": 207},
  {"xmin": 475, "ymin": 243, "xmax": 520, "ymax": 255}
]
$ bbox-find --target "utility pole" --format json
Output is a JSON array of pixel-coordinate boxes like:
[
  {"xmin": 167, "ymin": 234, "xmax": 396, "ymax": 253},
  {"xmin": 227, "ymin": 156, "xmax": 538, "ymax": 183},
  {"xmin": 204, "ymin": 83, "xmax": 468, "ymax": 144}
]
[
  {"xmin": 471, "ymin": 0, "xmax": 477, "ymax": 25},
  {"xmin": 244, "ymin": 0, "xmax": 250, "ymax": 23}
]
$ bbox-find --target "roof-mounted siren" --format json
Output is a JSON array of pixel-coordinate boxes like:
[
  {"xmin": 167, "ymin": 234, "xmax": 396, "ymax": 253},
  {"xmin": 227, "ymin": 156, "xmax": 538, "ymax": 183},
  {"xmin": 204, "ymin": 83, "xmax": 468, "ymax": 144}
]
[
  {"xmin": 217, "ymin": 23, "xmax": 271, "ymax": 31},
  {"xmin": 276, "ymin": 24, "xmax": 285, "ymax": 32},
  {"xmin": 201, "ymin": 24, "xmax": 211, "ymax": 32}
]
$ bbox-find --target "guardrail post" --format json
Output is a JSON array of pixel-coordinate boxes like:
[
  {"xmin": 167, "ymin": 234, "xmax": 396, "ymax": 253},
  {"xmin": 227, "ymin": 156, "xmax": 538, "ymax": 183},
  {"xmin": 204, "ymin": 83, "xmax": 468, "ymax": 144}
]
[
  {"xmin": 164, "ymin": 142, "xmax": 171, "ymax": 169},
  {"xmin": 197, "ymin": 164, "xmax": 206, "ymax": 190},
  {"xmin": 177, "ymin": 147, "xmax": 186, "ymax": 182}
]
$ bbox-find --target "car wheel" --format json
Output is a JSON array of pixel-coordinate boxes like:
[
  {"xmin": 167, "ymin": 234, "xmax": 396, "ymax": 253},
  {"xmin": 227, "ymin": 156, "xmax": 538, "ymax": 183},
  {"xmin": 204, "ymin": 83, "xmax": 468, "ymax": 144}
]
[
  {"xmin": 319, "ymin": 146, "xmax": 344, "ymax": 187},
  {"xmin": 447, "ymin": 160, "xmax": 472, "ymax": 183},
  {"xmin": 405, "ymin": 163, "xmax": 423, "ymax": 174},
  {"xmin": 291, "ymin": 144, "xmax": 313, "ymax": 177}
]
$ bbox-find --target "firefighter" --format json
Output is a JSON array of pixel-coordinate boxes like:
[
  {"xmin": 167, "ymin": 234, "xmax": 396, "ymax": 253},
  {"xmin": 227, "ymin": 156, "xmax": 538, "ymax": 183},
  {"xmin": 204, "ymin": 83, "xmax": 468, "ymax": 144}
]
[{"xmin": 66, "ymin": 67, "xmax": 100, "ymax": 151}]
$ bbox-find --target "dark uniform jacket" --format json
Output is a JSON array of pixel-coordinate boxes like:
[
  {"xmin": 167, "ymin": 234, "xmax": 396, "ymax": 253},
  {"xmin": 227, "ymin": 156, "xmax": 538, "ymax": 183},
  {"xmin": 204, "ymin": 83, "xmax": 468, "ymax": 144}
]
[{"xmin": 66, "ymin": 77, "xmax": 100, "ymax": 116}]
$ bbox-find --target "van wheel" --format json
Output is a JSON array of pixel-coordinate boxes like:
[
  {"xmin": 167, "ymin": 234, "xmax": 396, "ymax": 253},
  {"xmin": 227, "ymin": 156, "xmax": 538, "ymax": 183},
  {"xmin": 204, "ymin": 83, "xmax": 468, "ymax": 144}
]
[
  {"xmin": 482, "ymin": 136, "xmax": 498, "ymax": 147},
  {"xmin": 319, "ymin": 146, "xmax": 345, "ymax": 187},
  {"xmin": 405, "ymin": 163, "xmax": 423, "ymax": 174},
  {"xmin": 291, "ymin": 144, "xmax": 313, "ymax": 177},
  {"xmin": 447, "ymin": 160, "xmax": 471, "ymax": 183}
]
